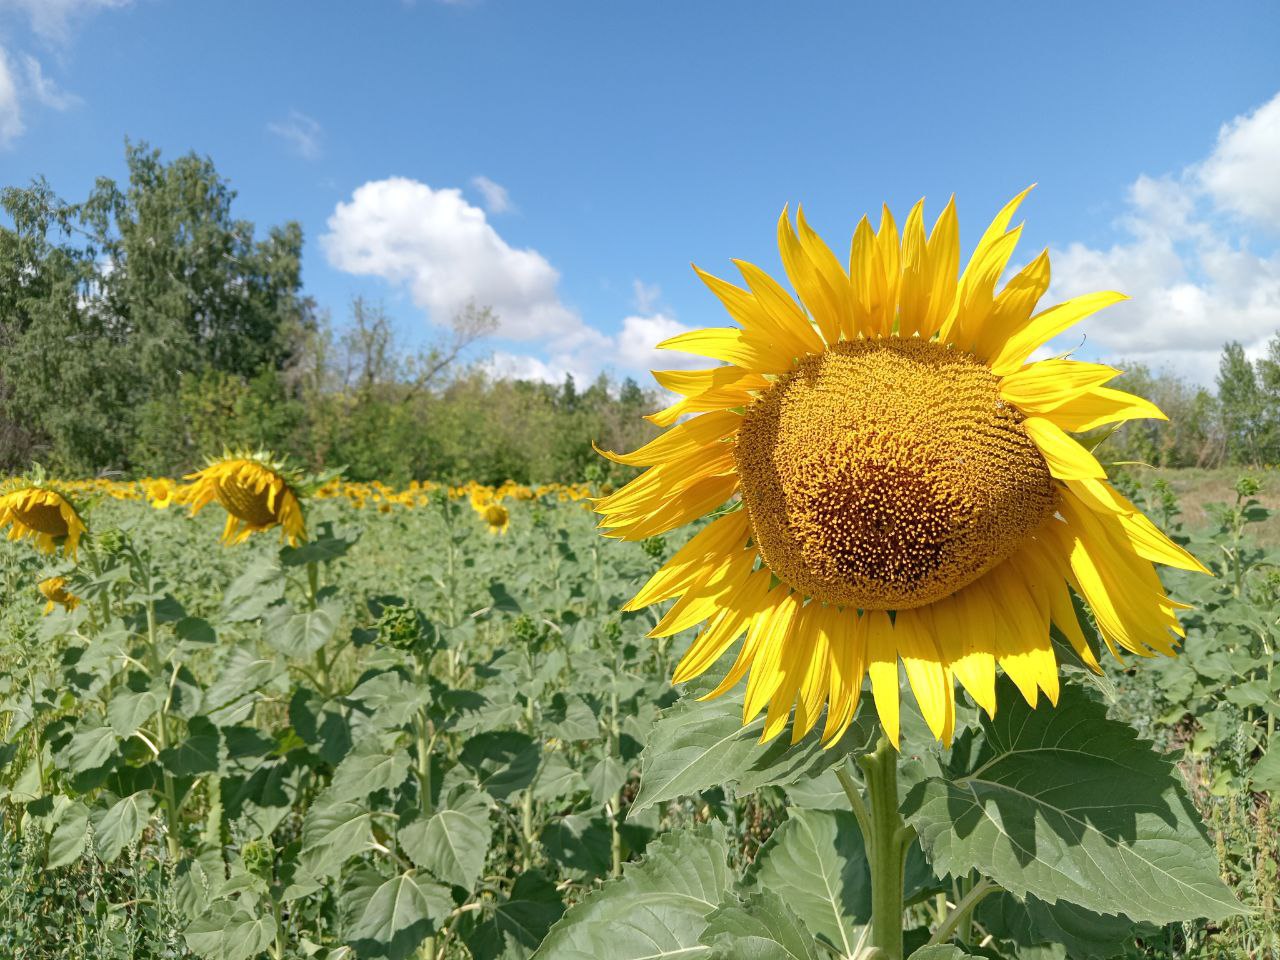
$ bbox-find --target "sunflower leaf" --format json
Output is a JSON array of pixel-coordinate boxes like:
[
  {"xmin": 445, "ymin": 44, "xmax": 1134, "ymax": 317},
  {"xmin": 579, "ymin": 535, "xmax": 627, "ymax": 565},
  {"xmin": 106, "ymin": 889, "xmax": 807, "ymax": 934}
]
[
  {"xmin": 901, "ymin": 677, "xmax": 1244, "ymax": 925},
  {"xmin": 975, "ymin": 890, "xmax": 1153, "ymax": 960},
  {"xmin": 743, "ymin": 808, "xmax": 867, "ymax": 955},
  {"xmin": 630, "ymin": 678, "xmax": 877, "ymax": 816},
  {"xmin": 532, "ymin": 823, "xmax": 730, "ymax": 960},
  {"xmin": 699, "ymin": 889, "xmax": 821, "ymax": 960}
]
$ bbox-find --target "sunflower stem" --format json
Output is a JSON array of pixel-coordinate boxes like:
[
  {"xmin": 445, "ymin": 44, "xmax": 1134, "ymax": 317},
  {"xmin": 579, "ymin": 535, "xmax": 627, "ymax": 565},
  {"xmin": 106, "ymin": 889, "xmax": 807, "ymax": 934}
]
[
  {"xmin": 926, "ymin": 877, "xmax": 999, "ymax": 947},
  {"xmin": 858, "ymin": 736, "xmax": 906, "ymax": 960},
  {"xmin": 145, "ymin": 599, "xmax": 181, "ymax": 861},
  {"xmin": 306, "ymin": 560, "xmax": 331, "ymax": 695}
]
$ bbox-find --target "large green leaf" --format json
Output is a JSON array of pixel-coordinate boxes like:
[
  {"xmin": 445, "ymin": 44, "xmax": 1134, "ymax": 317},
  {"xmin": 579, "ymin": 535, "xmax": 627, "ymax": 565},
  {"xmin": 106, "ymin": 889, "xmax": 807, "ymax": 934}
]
[
  {"xmin": 221, "ymin": 556, "xmax": 285, "ymax": 623},
  {"xmin": 265, "ymin": 598, "xmax": 343, "ymax": 658},
  {"xmin": 345, "ymin": 871, "xmax": 453, "ymax": 960},
  {"xmin": 93, "ymin": 791, "xmax": 155, "ymax": 862},
  {"xmin": 46, "ymin": 799, "xmax": 90, "ymax": 868},
  {"xmin": 631, "ymin": 680, "xmax": 876, "ymax": 815},
  {"xmin": 399, "ymin": 784, "xmax": 493, "ymax": 890},
  {"xmin": 699, "ymin": 889, "xmax": 821, "ymax": 960},
  {"xmin": 60, "ymin": 721, "xmax": 117, "ymax": 774},
  {"xmin": 976, "ymin": 891, "xmax": 1146, "ymax": 960},
  {"xmin": 300, "ymin": 797, "xmax": 374, "ymax": 878},
  {"xmin": 329, "ymin": 738, "xmax": 411, "ymax": 803},
  {"xmin": 465, "ymin": 870, "xmax": 565, "ymax": 960},
  {"xmin": 533, "ymin": 824, "xmax": 730, "ymax": 960},
  {"xmin": 744, "ymin": 808, "xmax": 867, "ymax": 956},
  {"xmin": 184, "ymin": 900, "xmax": 278, "ymax": 960},
  {"xmin": 460, "ymin": 731, "xmax": 540, "ymax": 800},
  {"xmin": 901, "ymin": 677, "xmax": 1242, "ymax": 924},
  {"xmin": 1250, "ymin": 734, "xmax": 1280, "ymax": 791},
  {"xmin": 159, "ymin": 716, "xmax": 223, "ymax": 776}
]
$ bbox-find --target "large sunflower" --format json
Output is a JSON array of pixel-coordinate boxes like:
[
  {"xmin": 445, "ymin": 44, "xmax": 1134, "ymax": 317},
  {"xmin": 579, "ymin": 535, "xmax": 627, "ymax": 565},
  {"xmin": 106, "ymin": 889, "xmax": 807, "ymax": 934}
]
[
  {"xmin": 595, "ymin": 189, "xmax": 1206, "ymax": 747},
  {"xmin": 0, "ymin": 485, "xmax": 87, "ymax": 558},
  {"xmin": 181, "ymin": 453, "xmax": 306, "ymax": 546}
]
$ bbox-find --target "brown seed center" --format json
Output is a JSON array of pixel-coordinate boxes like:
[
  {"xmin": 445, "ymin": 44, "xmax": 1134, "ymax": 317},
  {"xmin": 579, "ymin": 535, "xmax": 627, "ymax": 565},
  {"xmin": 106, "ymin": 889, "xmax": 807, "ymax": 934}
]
[{"xmin": 734, "ymin": 338, "xmax": 1056, "ymax": 609}]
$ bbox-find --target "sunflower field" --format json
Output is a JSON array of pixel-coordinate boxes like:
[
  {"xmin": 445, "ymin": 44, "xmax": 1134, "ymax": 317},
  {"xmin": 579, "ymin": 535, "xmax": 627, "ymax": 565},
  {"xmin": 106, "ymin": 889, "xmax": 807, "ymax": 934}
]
[{"xmin": 0, "ymin": 465, "xmax": 1272, "ymax": 960}]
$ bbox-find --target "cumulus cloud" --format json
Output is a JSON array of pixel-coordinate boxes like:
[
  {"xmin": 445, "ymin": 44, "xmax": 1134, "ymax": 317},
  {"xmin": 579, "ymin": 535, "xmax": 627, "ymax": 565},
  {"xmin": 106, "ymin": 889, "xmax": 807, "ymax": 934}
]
[
  {"xmin": 267, "ymin": 110, "xmax": 322, "ymax": 159},
  {"xmin": 1049, "ymin": 91, "xmax": 1280, "ymax": 385},
  {"xmin": 471, "ymin": 175, "xmax": 512, "ymax": 214},
  {"xmin": 1199, "ymin": 92, "xmax": 1280, "ymax": 225},
  {"xmin": 0, "ymin": 48, "xmax": 21, "ymax": 149},
  {"xmin": 323, "ymin": 177, "xmax": 592, "ymax": 345}
]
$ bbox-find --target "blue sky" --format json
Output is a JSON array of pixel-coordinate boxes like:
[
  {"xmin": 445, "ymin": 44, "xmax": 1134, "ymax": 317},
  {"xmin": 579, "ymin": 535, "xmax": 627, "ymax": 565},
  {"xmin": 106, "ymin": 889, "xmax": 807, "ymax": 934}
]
[{"xmin": 2, "ymin": 0, "xmax": 1279, "ymax": 385}]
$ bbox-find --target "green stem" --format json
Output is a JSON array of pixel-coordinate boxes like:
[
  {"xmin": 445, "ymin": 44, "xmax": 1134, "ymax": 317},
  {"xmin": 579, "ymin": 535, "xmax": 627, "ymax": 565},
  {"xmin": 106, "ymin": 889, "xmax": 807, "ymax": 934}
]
[
  {"xmin": 835, "ymin": 763, "xmax": 872, "ymax": 843},
  {"xmin": 416, "ymin": 707, "xmax": 434, "ymax": 820},
  {"xmin": 609, "ymin": 686, "xmax": 623, "ymax": 878},
  {"xmin": 306, "ymin": 560, "xmax": 331, "ymax": 695},
  {"xmin": 858, "ymin": 737, "xmax": 908, "ymax": 960},
  {"xmin": 926, "ymin": 878, "xmax": 999, "ymax": 947},
  {"xmin": 146, "ymin": 600, "xmax": 181, "ymax": 861}
]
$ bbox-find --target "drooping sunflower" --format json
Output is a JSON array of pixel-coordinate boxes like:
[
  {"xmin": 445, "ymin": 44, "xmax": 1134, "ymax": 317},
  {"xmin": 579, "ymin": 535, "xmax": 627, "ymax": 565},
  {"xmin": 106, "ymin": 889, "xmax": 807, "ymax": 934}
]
[
  {"xmin": 38, "ymin": 576, "xmax": 80, "ymax": 615},
  {"xmin": 0, "ymin": 484, "xmax": 87, "ymax": 558},
  {"xmin": 595, "ymin": 189, "xmax": 1207, "ymax": 747},
  {"xmin": 181, "ymin": 453, "xmax": 306, "ymax": 546}
]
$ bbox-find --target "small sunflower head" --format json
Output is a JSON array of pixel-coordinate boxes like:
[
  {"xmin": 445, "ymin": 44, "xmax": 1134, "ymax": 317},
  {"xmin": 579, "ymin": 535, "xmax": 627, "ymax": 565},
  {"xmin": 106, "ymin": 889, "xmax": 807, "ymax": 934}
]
[
  {"xmin": 37, "ymin": 576, "xmax": 80, "ymax": 615},
  {"xmin": 483, "ymin": 502, "xmax": 510, "ymax": 535},
  {"xmin": 181, "ymin": 451, "xmax": 307, "ymax": 546},
  {"xmin": 0, "ymin": 483, "xmax": 87, "ymax": 558},
  {"xmin": 145, "ymin": 477, "xmax": 177, "ymax": 510}
]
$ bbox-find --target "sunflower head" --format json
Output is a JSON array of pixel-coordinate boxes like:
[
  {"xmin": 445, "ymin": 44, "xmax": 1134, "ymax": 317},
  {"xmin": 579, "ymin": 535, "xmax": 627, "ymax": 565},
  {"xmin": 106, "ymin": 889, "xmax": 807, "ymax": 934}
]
[
  {"xmin": 0, "ymin": 483, "xmax": 87, "ymax": 558},
  {"xmin": 181, "ymin": 451, "xmax": 306, "ymax": 546},
  {"xmin": 38, "ymin": 576, "xmax": 80, "ymax": 615},
  {"xmin": 596, "ymin": 188, "xmax": 1207, "ymax": 748},
  {"xmin": 145, "ymin": 477, "xmax": 177, "ymax": 510},
  {"xmin": 483, "ymin": 502, "xmax": 510, "ymax": 535}
]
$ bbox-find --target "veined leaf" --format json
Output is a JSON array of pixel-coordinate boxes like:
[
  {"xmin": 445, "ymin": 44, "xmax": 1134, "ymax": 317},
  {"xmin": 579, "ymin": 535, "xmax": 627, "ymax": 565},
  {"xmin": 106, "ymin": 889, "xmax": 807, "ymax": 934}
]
[
  {"xmin": 533, "ymin": 824, "xmax": 730, "ymax": 960},
  {"xmin": 902, "ymin": 677, "xmax": 1243, "ymax": 924},
  {"xmin": 345, "ymin": 871, "xmax": 453, "ymax": 960},
  {"xmin": 699, "ymin": 889, "xmax": 821, "ymax": 960},
  {"xmin": 399, "ymin": 784, "xmax": 493, "ymax": 890}
]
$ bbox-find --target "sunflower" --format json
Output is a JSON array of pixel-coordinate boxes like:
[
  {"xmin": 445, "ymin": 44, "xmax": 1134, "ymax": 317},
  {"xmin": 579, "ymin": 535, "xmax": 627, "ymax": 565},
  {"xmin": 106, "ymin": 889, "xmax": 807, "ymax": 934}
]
[
  {"xmin": 0, "ymin": 485, "xmax": 87, "ymax": 558},
  {"xmin": 145, "ymin": 477, "xmax": 177, "ymax": 510},
  {"xmin": 37, "ymin": 576, "xmax": 80, "ymax": 615},
  {"xmin": 482, "ymin": 502, "xmax": 511, "ymax": 535},
  {"xmin": 181, "ymin": 453, "xmax": 306, "ymax": 546},
  {"xmin": 595, "ymin": 189, "xmax": 1207, "ymax": 747}
]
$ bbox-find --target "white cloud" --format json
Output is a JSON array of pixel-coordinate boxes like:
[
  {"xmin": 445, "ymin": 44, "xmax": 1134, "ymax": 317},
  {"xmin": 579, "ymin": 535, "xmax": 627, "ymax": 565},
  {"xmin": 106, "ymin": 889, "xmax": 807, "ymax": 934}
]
[
  {"xmin": 615, "ymin": 313, "xmax": 698, "ymax": 373},
  {"xmin": 0, "ymin": 0, "xmax": 132, "ymax": 42},
  {"xmin": 1199, "ymin": 91, "xmax": 1280, "ymax": 226},
  {"xmin": 21, "ymin": 54, "xmax": 77, "ymax": 109},
  {"xmin": 471, "ymin": 175, "xmax": 512, "ymax": 214},
  {"xmin": 632, "ymin": 279, "xmax": 661, "ymax": 313},
  {"xmin": 0, "ymin": 48, "xmax": 23, "ymax": 149},
  {"xmin": 267, "ymin": 110, "xmax": 321, "ymax": 160},
  {"xmin": 1049, "ymin": 92, "xmax": 1280, "ymax": 385},
  {"xmin": 323, "ymin": 176, "xmax": 590, "ymax": 344},
  {"xmin": 484, "ymin": 350, "xmax": 592, "ymax": 386}
]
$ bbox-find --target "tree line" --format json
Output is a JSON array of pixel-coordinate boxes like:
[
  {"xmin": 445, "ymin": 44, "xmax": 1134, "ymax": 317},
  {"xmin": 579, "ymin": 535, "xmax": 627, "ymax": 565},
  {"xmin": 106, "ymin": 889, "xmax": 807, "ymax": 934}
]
[{"xmin": 0, "ymin": 143, "xmax": 1274, "ymax": 483}]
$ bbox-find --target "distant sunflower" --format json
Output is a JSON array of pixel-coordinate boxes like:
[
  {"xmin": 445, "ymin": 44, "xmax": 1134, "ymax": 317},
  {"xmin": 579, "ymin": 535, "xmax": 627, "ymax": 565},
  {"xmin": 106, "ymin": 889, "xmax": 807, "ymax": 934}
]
[
  {"xmin": 595, "ymin": 188, "xmax": 1207, "ymax": 747},
  {"xmin": 483, "ymin": 503, "xmax": 511, "ymax": 535},
  {"xmin": 0, "ymin": 485, "xmax": 86, "ymax": 558},
  {"xmin": 38, "ymin": 576, "xmax": 80, "ymax": 615},
  {"xmin": 181, "ymin": 453, "xmax": 306, "ymax": 546},
  {"xmin": 145, "ymin": 477, "xmax": 177, "ymax": 510}
]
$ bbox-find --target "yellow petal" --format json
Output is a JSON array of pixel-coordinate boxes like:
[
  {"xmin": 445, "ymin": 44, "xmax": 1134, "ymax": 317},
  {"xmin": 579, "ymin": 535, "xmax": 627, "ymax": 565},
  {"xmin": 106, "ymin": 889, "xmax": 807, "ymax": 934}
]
[
  {"xmin": 821, "ymin": 607, "xmax": 866, "ymax": 744},
  {"xmin": 1042, "ymin": 387, "xmax": 1168, "ymax": 433},
  {"xmin": 989, "ymin": 291, "xmax": 1128, "ymax": 376},
  {"xmin": 865, "ymin": 610, "xmax": 900, "ymax": 747},
  {"xmin": 658, "ymin": 327, "xmax": 791, "ymax": 373},
  {"xmin": 972, "ymin": 248, "xmax": 1052, "ymax": 361},
  {"xmin": 743, "ymin": 590, "xmax": 803, "ymax": 722},
  {"xmin": 895, "ymin": 608, "xmax": 952, "ymax": 742},
  {"xmin": 1065, "ymin": 478, "xmax": 1209, "ymax": 574},
  {"xmin": 999, "ymin": 360, "xmax": 1121, "ymax": 413},
  {"xmin": 1022, "ymin": 417, "xmax": 1107, "ymax": 479},
  {"xmin": 672, "ymin": 567, "xmax": 773, "ymax": 683},
  {"xmin": 625, "ymin": 509, "xmax": 751, "ymax": 610},
  {"xmin": 777, "ymin": 206, "xmax": 841, "ymax": 344},
  {"xmin": 928, "ymin": 589, "xmax": 997, "ymax": 718}
]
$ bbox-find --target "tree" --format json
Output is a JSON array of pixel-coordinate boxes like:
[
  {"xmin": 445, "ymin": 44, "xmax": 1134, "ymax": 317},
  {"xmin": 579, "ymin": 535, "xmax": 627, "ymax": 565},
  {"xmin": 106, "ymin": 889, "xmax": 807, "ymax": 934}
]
[
  {"xmin": 1216, "ymin": 341, "xmax": 1267, "ymax": 464},
  {"xmin": 0, "ymin": 141, "xmax": 308, "ymax": 472}
]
